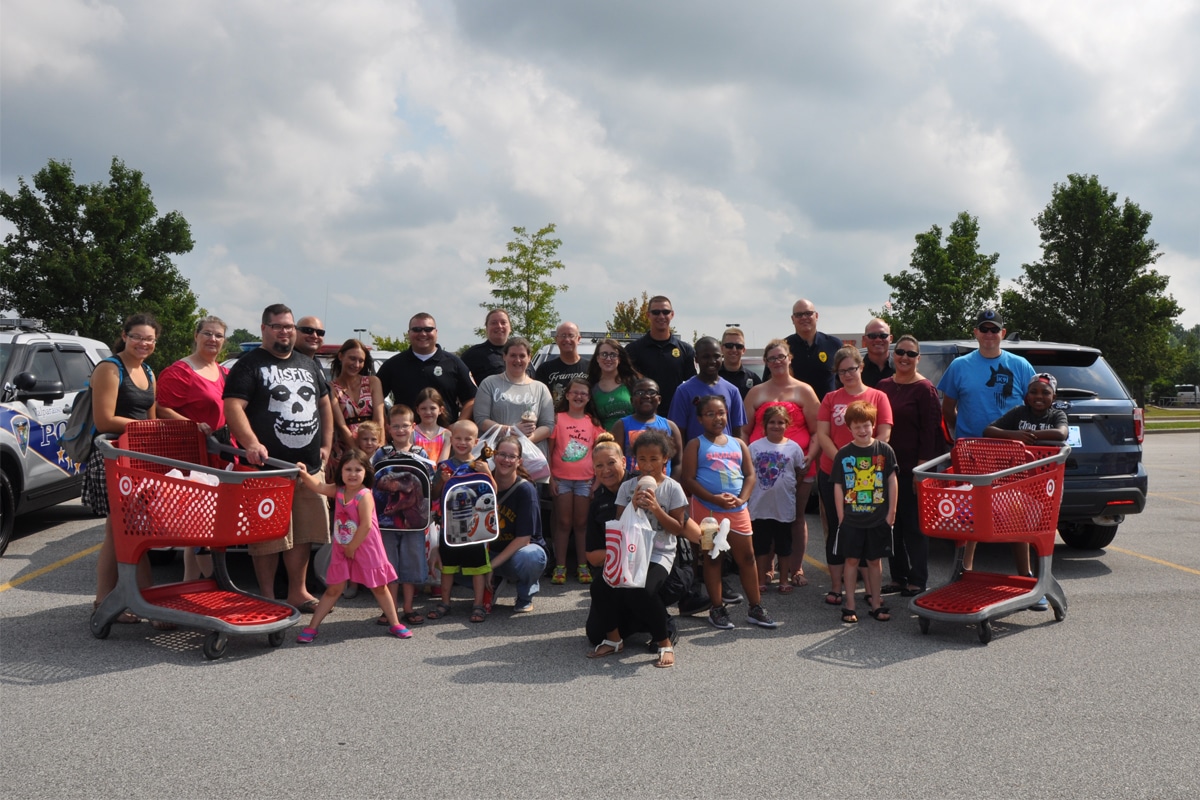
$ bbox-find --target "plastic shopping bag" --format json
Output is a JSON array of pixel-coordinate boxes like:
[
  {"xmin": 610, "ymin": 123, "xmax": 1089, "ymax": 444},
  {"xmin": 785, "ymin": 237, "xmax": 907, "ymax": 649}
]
[
  {"xmin": 603, "ymin": 503, "xmax": 655, "ymax": 589},
  {"xmin": 470, "ymin": 425, "xmax": 551, "ymax": 482}
]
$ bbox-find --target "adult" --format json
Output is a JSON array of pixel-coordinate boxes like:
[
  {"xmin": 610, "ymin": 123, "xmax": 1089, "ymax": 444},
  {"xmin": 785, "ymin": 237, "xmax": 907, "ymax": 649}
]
[
  {"xmin": 861, "ymin": 317, "xmax": 895, "ymax": 387},
  {"xmin": 718, "ymin": 327, "xmax": 763, "ymax": 399},
  {"xmin": 624, "ymin": 295, "xmax": 696, "ymax": 415},
  {"xmin": 462, "ymin": 308, "xmax": 516, "ymax": 386},
  {"xmin": 328, "ymin": 337, "xmax": 386, "ymax": 469},
  {"xmin": 473, "ymin": 336, "xmax": 555, "ymax": 455},
  {"xmin": 376, "ymin": 312, "xmax": 476, "ymax": 425},
  {"xmin": 294, "ymin": 316, "xmax": 326, "ymax": 358},
  {"xmin": 785, "ymin": 298, "xmax": 842, "ymax": 401},
  {"xmin": 586, "ymin": 337, "xmax": 640, "ymax": 431},
  {"xmin": 88, "ymin": 313, "xmax": 182, "ymax": 627},
  {"xmin": 666, "ymin": 337, "xmax": 746, "ymax": 444},
  {"xmin": 224, "ymin": 303, "xmax": 333, "ymax": 612},
  {"xmin": 938, "ymin": 308, "xmax": 1035, "ymax": 571},
  {"xmin": 488, "ymin": 435, "xmax": 549, "ymax": 613},
  {"xmin": 611, "ymin": 378, "xmax": 684, "ymax": 476},
  {"xmin": 877, "ymin": 335, "xmax": 944, "ymax": 595},
  {"xmin": 156, "ymin": 315, "xmax": 231, "ymax": 581},
  {"xmin": 535, "ymin": 322, "xmax": 588, "ymax": 405},
  {"xmin": 742, "ymin": 338, "xmax": 822, "ymax": 587},
  {"xmin": 815, "ymin": 346, "xmax": 893, "ymax": 605}
]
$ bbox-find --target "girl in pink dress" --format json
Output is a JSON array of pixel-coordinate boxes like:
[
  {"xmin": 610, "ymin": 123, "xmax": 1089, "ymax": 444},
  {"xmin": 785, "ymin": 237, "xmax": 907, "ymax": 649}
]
[{"xmin": 295, "ymin": 450, "xmax": 412, "ymax": 642}]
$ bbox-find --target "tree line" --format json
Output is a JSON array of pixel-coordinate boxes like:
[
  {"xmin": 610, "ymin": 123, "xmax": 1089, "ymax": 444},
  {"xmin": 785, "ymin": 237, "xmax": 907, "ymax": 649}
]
[{"xmin": 2, "ymin": 158, "xmax": 1194, "ymax": 400}]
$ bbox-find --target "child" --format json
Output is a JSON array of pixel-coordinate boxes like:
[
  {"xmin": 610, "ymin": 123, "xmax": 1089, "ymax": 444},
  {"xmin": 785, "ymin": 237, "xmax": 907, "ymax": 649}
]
[
  {"xmin": 376, "ymin": 404, "xmax": 431, "ymax": 464},
  {"xmin": 681, "ymin": 395, "xmax": 776, "ymax": 630},
  {"xmin": 748, "ymin": 405, "xmax": 807, "ymax": 594},
  {"xmin": 548, "ymin": 376, "xmax": 604, "ymax": 586},
  {"xmin": 354, "ymin": 420, "xmax": 383, "ymax": 460},
  {"xmin": 413, "ymin": 388, "xmax": 452, "ymax": 463},
  {"xmin": 984, "ymin": 372, "xmax": 1068, "ymax": 610},
  {"xmin": 611, "ymin": 378, "xmax": 685, "ymax": 477},
  {"xmin": 831, "ymin": 400, "xmax": 898, "ymax": 624},
  {"xmin": 613, "ymin": 429, "xmax": 690, "ymax": 668},
  {"xmin": 294, "ymin": 449, "xmax": 413, "ymax": 642},
  {"xmin": 426, "ymin": 419, "xmax": 494, "ymax": 624}
]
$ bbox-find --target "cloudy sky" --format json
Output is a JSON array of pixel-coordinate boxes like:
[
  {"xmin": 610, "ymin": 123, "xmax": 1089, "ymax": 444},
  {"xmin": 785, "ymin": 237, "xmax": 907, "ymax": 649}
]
[{"xmin": 3, "ymin": 0, "xmax": 1197, "ymax": 349}]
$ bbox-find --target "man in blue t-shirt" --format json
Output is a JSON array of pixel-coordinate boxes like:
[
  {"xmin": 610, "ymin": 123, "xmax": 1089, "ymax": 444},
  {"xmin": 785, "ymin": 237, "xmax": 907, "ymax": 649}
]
[{"xmin": 938, "ymin": 309, "xmax": 1036, "ymax": 441}]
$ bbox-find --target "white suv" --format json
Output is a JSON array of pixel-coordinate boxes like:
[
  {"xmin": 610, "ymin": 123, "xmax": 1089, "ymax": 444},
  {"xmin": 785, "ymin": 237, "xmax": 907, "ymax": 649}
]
[{"xmin": 1, "ymin": 318, "xmax": 110, "ymax": 554}]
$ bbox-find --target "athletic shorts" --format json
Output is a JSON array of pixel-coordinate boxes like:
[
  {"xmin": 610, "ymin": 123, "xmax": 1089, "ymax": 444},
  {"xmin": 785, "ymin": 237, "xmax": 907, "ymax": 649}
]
[
  {"xmin": 752, "ymin": 518, "xmax": 793, "ymax": 557},
  {"xmin": 438, "ymin": 540, "xmax": 491, "ymax": 576},
  {"xmin": 832, "ymin": 521, "xmax": 893, "ymax": 562},
  {"xmin": 689, "ymin": 497, "xmax": 752, "ymax": 538}
]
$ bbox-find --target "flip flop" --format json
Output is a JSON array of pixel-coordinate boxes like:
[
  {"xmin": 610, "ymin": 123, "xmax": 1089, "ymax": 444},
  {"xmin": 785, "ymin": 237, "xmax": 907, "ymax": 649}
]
[
  {"xmin": 295, "ymin": 599, "xmax": 319, "ymax": 614},
  {"xmin": 790, "ymin": 571, "xmax": 809, "ymax": 587},
  {"xmin": 778, "ymin": 583, "xmax": 794, "ymax": 595}
]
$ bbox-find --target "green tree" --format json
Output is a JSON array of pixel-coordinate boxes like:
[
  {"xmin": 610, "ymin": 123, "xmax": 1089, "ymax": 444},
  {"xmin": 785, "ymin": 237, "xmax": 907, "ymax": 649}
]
[
  {"xmin": 1001, "ymin": 174, "xmax": 1180, "ymax": 399},
  {"xmin": 872, "ymin": 212, "xmax": 1000, "ymax": 340},
  {"xmin": 370, "ymin": 332, "xmax": 410, "ymax": 354},
  {"xmin": 223, "ymin": 327, "xmax": 258, "ymax": 360},
  {"xmin": 0, "ymin": 157, "xmax": 196, "ymax": 369},
  {"xmin": 477, "ymin": 224, "xmax": 567, "ymax": 351},
  {"xmin": 606, "ymin": 291, "xmax": 652, "ymax": 335}
]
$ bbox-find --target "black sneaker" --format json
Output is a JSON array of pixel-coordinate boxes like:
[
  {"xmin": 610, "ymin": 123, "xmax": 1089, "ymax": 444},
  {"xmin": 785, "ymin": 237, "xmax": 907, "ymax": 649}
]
[
  {"xmin": 746, "ymin": 604, "xmax": 778, "ymax": 628},
  {"xmin": 707, "ymin": 605, "xmax": 735, "ymax": 630}
]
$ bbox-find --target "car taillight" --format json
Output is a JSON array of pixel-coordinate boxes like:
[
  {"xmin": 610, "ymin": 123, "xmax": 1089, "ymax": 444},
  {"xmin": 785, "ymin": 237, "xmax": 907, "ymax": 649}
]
[{"xmin": 1133, "ymin": 407, "xmax": 1144, "ymax": 444}]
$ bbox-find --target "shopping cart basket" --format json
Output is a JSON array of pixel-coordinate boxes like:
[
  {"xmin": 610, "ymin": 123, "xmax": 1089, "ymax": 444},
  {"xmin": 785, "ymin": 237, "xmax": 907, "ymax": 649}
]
[
  {"xmin": 910, "ymin": 438, "xmax": 1070, "ymax": 644},
  {"xmin": 89, "ymin": 420, "xmax": 301, "ymax": 659}
]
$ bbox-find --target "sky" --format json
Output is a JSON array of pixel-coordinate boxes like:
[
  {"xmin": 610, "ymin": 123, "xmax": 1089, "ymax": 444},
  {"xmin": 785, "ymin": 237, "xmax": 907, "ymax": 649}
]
[{"xmin": 3, "ymin": 0, "xmax": 1198, "ymax": 350}]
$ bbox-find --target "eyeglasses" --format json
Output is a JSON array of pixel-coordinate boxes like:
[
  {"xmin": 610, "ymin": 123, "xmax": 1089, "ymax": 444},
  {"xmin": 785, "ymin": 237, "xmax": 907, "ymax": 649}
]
[
  {"xmin": 567, "ymin": 392, "xmax": 590, "ymax": 400},
  {"xmin": 556, "ymin": 333, "xmax": 579, "ymax": 340},
  {"xmin": 296, "ymin": 325, "xmax": 325, "ymax": 336},
  {"xmin": 765, "ymin": 354, "xmax": 788, "ymax": 364},
  {"xmin": 649, "ymin": 309, "xmax": 672, "ymax": 317},
  {"xmin": 409, "ymin": 326, "xmax": 435, "ymax": 334},
  {"xmin": 265, "ymin": 323, "xmax": 295, "ymax": 332},
  {"xmin": 493, "ymin": 451, "xmax": 520, "ymax": 462},
  {"xmin": 792, "ymin": 310, "xmax": 816, "ymax": 319},
  {"xmin": 597, "ymin": 351, "xmax": 619, "ymax": 360},
  {"xmin": 198, "ymin": 331, "xmax": 225, "ymax": 340},
  {"xmin": 722, "ymin": 342, "xmax": 745, "ymax": 351},
  {"xmin": 977, "ymin": 325, "xmax": 1002, "ymax": 335},
  {"xmin": 893, "ymin": 348, "xmax": 920, "ymax": 359},
  {"xmin": 837, "ymin": 366, "xmax": 860, "ymax": 376},
  {"xmin": 633, "ymin": 389, "xmax": 660, "ymax": 398},
  {"xmin": 701, "ymin": 411, "xmax": 727, "ymax": 418},
  {"xmin": 865, "ymin": 332, "xmax": 890, "ymax": 340},
  {"xmin": 127, "ymin": 333, "xmax": 156, "ymax": 344}
]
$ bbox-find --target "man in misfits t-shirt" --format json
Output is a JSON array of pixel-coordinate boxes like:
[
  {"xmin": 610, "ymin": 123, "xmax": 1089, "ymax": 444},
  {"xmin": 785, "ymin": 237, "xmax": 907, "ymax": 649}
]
[{"xmin": 224, "ymin": 303, "xmax": 333, "ymax": 611}]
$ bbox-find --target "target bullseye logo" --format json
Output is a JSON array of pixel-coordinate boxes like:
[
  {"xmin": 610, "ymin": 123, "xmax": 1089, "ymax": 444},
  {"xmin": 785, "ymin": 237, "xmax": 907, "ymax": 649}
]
[
  {"xmin": 627, "ymin": 543, "xmax": 637, "ymax": 554},
  {"xmin": 1046, "ymin": 479, "xmax": 1056, "ymax": 498},
  {"xmin": 258, "ymin": 498, "xmax": 276, "ymax": 519},
  {"xmin": 118, "ymin": 475, "xmax": 134, "ymax": 496},
  {"xmin": 937, "ymin": 498, "xmax": 957, "ymax": 518}
]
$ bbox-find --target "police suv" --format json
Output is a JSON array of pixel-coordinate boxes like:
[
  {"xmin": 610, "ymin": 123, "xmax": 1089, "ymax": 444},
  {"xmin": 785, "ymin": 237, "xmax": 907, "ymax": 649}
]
[{"xmin": 1, "ymin": 319, "xmax": 110, "ymax": 554}]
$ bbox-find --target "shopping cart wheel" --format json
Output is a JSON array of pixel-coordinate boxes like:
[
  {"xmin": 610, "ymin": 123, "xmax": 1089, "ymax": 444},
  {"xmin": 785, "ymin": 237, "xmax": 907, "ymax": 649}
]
[
  {"xmin": 266, "ymin": 631, "xmax": 285, "ymax": 647},
  {"xmin": 202, "ymin": 632, "xmax": 229, "ymax": 660},
  {"xmin": 977, "ymin": 620, "xmax": 993, "ymax": 645},
  {"xmin": 918, "ymin": 617, "xmax": 930, "ymax": 635},
  {"xmin": 1053, "ymin": 605, "xmax": 1066, "ymax": 622},
  {"xmin": 90, "ymin": 616, "xmax": 112, "ymax": 640}
]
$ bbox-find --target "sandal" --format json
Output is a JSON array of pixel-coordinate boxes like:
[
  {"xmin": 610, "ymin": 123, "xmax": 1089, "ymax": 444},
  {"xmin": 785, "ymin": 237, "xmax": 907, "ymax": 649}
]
[
  {"xmin": 653, "ymin": 646, "xmax": 675, "ymax": 669},
  {"xmin": 425, "ymin": 602, "xmax": 452, "ymax": 620},
  {"xmin": 388, "ymin": 623, "xmax": 413, "ymax": 639},
  {"xmin": 881, "ymin": 582, "xmax": 903, "ymax": 595},
  {"xmin": 790, "ymin": 570, "xmax": 808, "ymax": 587},
  {"xmin": 296, "ymin": 627, "xmax": 318, "ymax": 643},
  {"xmin": 841, "ymin": 608, "xmax": 859, "ymax": 624},
  {"xmin": 402, "ymin": 611, "xmax": 424, "ymax": 626},
  {"xmin": 868, "ymin": 605, "xmax": 891, "ymax": 622},
  {"xmin": 778, "ymin": 583, "xmax": 794, "ymax": 595},
  {"xmin": 824, "ymin": 591, "xmax": 845, "ymax": 606},
  {"xmin": 469, "ymin": 605, "xmax": 487, "ymax": 623},
  {"xmin": 587, "ymin": 638, "xmax": 624, "ymax": 659}
]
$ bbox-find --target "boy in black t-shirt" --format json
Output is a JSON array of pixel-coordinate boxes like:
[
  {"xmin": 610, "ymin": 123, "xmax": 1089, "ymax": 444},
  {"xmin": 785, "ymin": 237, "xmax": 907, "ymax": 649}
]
[{"xmin": 832, "ymin": 400, "xmax": 897, "ymax": 623}]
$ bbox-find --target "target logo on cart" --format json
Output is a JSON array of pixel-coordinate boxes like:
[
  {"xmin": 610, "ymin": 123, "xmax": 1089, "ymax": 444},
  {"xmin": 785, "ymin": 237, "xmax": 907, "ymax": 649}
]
[
  {"xmin": 118, "ymin": 475, "xmax": 134, "ymax": 496},
  {"xmin": 258, "ymin": 498, "xmax": 276, "ymax": 519},
  {"xmin": 1046, "ymin": 479, "xmax": 1056, "ymax": 498},
  {"xmin": 937, "ymin": 498, "xmax": 957, "ymax": 519}
]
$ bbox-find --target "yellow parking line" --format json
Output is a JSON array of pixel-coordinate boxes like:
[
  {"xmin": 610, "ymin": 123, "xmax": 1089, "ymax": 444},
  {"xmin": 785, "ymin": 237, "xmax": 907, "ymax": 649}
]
[
  {"xmin": 0, "ymin": 544, "xmax": 101, "ymax": 593},
  {"xmin": 1108, "ymin": 546, "xmax": 1200, "ymax": 577},
  {"xmin": 1148, "ymin": 491, "xmax": 1200, "ymax": 507}
]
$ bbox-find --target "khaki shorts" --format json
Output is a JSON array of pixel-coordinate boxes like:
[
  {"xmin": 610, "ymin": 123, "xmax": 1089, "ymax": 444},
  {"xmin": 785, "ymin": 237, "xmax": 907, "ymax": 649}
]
[{"xmin": 248, "ymin": 478, "xmax": 331, "ymax": 556}]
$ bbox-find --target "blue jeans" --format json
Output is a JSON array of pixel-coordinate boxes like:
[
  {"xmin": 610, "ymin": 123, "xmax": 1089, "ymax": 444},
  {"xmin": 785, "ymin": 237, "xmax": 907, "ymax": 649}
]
[{"xmin": 492, "ymin": 544, "xmax": 547, "ymax": 604}]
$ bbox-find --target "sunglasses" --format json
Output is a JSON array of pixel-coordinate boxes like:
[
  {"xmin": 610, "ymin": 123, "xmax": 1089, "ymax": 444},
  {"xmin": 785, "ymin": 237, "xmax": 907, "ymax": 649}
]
[
  {"xmin": 649, "ymin": 309, "xmax": 673, "ymax": 317},
  {"xmin": 792, "ymin": 310, "xmax": 816, "ymax": 319},
  {"xmin": 409, "ymin": 326, "xmax": 435, "ymax": 334},
  {"xmin": 296, "ymin": 325, "xmax": 325, "ymax": 336},
  {"xmin": 893, "ymin": 348, "xmax": 920, "ymax": 359},
  {"xmin": 865, "ymin": 332, "xmax": 890, "ymax": 340},
  {"xmin": 977, "ymin": 325, "xmax": 1002, "ymax": 334},
  {"xmin": 722, "ymin": 342, "xmax": 745, "ymax": 351}
]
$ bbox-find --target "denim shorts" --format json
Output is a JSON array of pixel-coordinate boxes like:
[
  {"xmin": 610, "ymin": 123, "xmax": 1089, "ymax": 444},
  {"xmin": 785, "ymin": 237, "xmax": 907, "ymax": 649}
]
[
  {"xmin": 381, "ymin": 529, "xmax": 428, "ymax": 584},
  {"xmin": 554, "ymin": 478, "xmax": 593, "ymax": 497}
]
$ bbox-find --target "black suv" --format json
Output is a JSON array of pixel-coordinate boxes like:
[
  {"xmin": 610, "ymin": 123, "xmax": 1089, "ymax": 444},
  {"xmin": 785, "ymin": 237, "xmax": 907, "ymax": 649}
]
[{"xmin": 913, "ymin": 339, "xmax": 1147, "ymax": 550}]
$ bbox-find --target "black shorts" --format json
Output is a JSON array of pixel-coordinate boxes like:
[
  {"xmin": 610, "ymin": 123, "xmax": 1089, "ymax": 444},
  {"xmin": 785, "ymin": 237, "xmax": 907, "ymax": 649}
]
[
  {"xmin": 751, "ymin": 518, "xmax": 793, "ymax": 557},
  {"xmin": 833, "ymin": 522, "xmax": 893, "ymax": 561}
]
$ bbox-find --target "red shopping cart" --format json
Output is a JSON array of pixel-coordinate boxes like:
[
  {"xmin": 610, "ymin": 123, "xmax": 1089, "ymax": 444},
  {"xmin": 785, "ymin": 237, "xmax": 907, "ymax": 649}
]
[
  {"xmin": 89, "ymin": 420, "xmax": 301, "ymax": 659},
  {"xmin": 910, "ymin": 438, "xmax": 1070, "ymax": 644}
]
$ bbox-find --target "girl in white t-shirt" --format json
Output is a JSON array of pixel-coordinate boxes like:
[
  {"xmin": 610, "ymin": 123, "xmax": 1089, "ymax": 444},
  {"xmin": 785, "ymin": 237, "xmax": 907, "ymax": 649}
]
[{"xmin": 748, "ymin": 405, "xmax": 807, "ymax": 594}]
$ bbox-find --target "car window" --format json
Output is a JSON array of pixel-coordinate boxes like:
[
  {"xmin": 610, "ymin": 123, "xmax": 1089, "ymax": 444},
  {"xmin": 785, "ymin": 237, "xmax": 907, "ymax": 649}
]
[
  {"xmin": 57, "ymin": 350, "xmax": 94, "ymax": 392},
  {"xmin": 1023, "ymin": 354, "xmax": 1127, "ymax": 398},
  {"xmin": 29, "ymin": 347, "xmax": 62, "ymax": 384},
  {"xmin": 0, "ymin": 343, "xmax": 10, "ymax": 380}
]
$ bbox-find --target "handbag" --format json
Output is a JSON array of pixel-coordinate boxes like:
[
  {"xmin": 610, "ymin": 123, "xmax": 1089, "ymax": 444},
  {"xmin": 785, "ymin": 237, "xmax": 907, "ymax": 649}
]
[{"xmin": 603, "ymin": 502, "xmax": 655, "ymax": 589}]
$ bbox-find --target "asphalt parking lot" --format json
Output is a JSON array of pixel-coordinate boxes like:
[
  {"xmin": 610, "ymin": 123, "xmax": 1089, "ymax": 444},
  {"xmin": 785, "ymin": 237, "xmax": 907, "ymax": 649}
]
[{"xmin": 1, "ymin": 434, "xmax": 1197, "ymax": 800}]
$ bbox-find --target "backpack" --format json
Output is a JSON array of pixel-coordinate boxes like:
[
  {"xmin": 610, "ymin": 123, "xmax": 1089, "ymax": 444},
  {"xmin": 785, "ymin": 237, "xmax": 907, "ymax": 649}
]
[
  {"xmin": 63, "ymin": 357, "xmax": 153, "ymax": 465},
  {"xmin": 440, "ymin": 472, "xmax": 499, "ymax": 547},
  {"xmin": 373, "ymin": 454, "xmax": 433, "ymax": 533}
]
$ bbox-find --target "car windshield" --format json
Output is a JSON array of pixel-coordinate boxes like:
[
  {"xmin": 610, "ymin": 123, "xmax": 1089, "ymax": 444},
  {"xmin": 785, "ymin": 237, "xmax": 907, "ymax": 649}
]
[{"xmin": 1021, "ymin": 351, "xmax": 1128, "ymax": 398}]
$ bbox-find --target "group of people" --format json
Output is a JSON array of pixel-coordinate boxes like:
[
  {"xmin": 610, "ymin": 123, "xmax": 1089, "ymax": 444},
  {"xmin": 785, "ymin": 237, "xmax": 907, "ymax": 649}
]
[{"xmin": 86, "ymin": 297, "xmax": 1067, "ymax": 665}]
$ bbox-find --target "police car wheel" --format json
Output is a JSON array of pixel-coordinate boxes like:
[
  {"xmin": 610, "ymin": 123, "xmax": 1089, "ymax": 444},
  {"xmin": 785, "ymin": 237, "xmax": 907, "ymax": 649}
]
[{"xmin": 0, "ymin": 471, "xmax": 15, "ymax": 557}]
